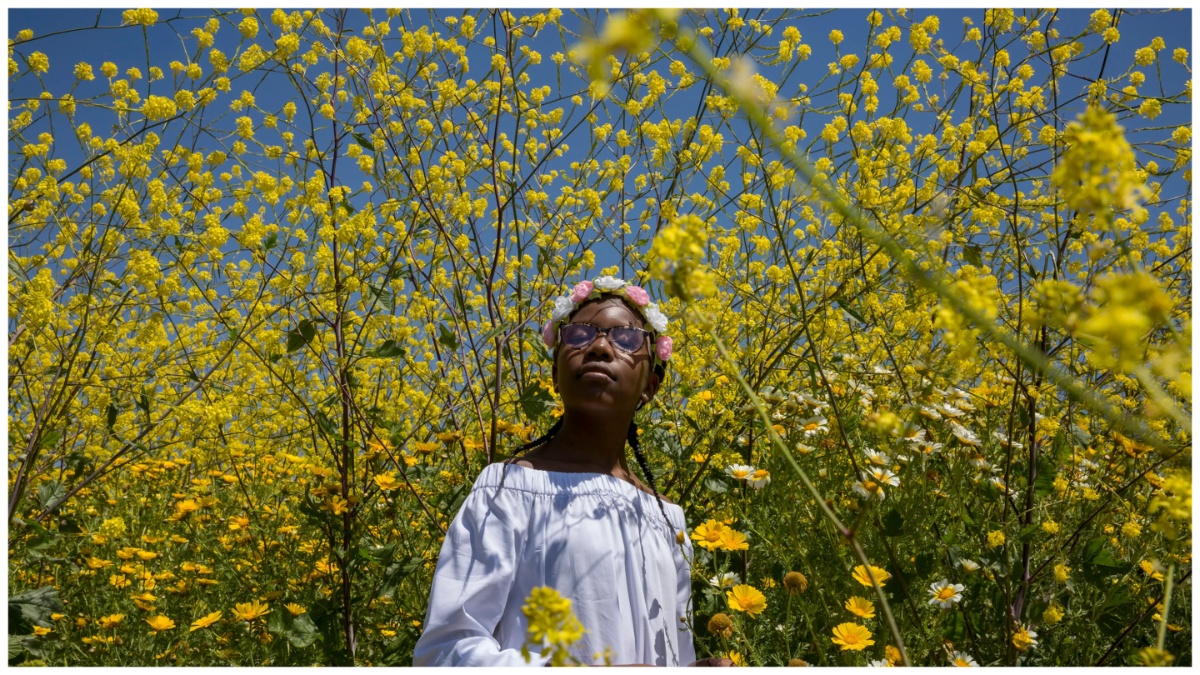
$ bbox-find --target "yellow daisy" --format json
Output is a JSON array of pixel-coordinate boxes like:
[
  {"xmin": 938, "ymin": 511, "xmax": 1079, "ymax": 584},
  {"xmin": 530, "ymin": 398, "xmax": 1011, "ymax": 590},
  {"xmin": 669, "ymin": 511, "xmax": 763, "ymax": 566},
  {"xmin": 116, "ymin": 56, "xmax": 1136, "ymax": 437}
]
[
  {"xmin": 844, "ymin": 596, "xmax": 876, "ymax": 619},
  {"xmin": 831, "ymin": 622, "xmax": 874, "ymax": 651},
  {"xmin": 851, "ymin": 564, "xmax": 892, "ymax": 587},
  {"xmin": 725, "ymin": 584, "xmax": 767, "ymax": 617}
]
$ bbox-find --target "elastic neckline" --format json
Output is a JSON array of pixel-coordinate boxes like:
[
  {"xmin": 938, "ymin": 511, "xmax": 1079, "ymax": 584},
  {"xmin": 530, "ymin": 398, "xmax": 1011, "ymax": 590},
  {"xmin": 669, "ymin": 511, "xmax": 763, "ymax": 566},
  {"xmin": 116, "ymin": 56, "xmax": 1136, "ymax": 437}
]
[{"xmin": 482, "ymin": 462, "xmax": 684, "ymax": 518}]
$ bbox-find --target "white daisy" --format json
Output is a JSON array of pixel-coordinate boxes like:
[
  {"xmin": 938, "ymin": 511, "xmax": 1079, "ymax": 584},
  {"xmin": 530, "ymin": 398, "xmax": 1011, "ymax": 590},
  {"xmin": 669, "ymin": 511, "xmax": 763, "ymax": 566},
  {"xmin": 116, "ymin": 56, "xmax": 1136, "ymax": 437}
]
[
  {"xmin": 868, "ymin": 659, "xmax": 893, "ymax": 667},
  {"xmin": 725, "ymin": 463, "xmax": 755, "ymax": 480},
  {"xmin": 951, "ymin": 651, "xmax": 978, "ymax": 667},
  {"xmin": 918, "ymin": 405, "xmax": 943, "ymax": 420},
  {"xmin": 993, "ymin": 429, "xmax": 1024, "ymax": 450},
  {"xmin": 914, "ymin": 440, "xmax": 943, "ymax": 456},
  {"xmin": 927, "ymin": 579, "xmax": 965, "ymax": 608},
  {"xmin": 949, "ymin": 422, "xmax": 981, "ymax": 447},
  {"xmin": 798, "ymin": 416, "xmax": 829, "ymax": 436},
  {"xmin": 863, "ymin": 448, "xmax": 891, "ymax": 466},
  {"xmin": 959, "ymin": 559, "xmax": 980, "ymax": 573},
  {"xmin": 708, "ymin": 571, "xmax": 740, "ymax": 589},
  {"xmin": 936, "ymin": 403, "xmax": 965, "ymax": 418},
  {"xmin": 746, "ymin": 468, "xmax": 771, "ymax": 489}
]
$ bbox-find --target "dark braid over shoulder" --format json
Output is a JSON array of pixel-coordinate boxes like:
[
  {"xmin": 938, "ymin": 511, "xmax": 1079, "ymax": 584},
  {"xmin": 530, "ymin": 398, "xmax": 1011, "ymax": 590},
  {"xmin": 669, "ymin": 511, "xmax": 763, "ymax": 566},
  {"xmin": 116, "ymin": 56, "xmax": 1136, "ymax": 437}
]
[
  {"xmin": 628, "ymin": 419, "xmax": 673, "ymax": 533},
  {"xmin": 499, "ymin": 416, "xmax": 563, "ymax": 489}
]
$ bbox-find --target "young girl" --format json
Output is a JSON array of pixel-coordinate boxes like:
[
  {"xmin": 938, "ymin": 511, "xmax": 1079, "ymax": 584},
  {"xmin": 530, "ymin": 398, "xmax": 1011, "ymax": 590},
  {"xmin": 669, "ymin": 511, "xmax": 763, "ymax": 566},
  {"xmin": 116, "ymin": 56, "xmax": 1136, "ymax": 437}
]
[{"xmin": 413, "ymin": 277, "xmax": 731, "ymax": 667}]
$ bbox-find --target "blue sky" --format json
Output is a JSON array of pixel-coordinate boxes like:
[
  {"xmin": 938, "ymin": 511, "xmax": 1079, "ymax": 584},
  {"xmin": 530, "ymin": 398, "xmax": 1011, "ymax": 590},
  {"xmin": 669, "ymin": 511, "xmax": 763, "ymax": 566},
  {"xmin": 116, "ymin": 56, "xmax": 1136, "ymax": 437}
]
[{"xmin": 7, "ymin": 8, "xmax": 1192, "ymax": 294}]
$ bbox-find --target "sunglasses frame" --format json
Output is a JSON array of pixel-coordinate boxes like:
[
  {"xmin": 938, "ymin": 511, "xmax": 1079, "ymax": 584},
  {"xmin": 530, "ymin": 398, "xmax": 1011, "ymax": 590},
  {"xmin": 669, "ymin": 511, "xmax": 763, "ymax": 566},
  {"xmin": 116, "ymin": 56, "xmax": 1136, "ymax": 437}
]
[{"xmin": 558, "ymin": 322, "xmax": 654, "ymax": 354}]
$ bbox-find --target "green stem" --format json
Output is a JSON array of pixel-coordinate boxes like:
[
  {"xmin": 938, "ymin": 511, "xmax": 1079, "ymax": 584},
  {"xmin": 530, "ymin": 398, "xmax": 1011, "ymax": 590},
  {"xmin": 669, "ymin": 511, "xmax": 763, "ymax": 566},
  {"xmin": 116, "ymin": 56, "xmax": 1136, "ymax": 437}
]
[{"xmin": 1156, "ymin": 564, "xmax": 1175, "ymax": 651}]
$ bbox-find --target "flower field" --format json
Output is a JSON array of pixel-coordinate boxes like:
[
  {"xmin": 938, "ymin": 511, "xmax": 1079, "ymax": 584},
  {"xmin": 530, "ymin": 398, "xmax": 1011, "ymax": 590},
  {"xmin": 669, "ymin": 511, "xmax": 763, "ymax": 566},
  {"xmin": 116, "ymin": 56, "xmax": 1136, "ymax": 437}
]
[{"xmin": 7, "ymin": 8, "xmax": 1191, "ymax": 666}]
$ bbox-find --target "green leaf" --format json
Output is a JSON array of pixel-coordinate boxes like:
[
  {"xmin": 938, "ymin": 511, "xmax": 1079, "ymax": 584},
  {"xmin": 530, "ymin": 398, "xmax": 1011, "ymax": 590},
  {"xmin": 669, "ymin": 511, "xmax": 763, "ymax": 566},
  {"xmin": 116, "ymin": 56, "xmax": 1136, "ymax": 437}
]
[
  {"xmin": 704, "ymin": 477, "xmax": 729, "ymax": 494},
  {"xmin": 286, "ymin": 613, "xmax": 320, "ymax": 648},
  {"xmin": 9, "ymin": 257, "xmax": 29, "ymax": 284},
  {"xmin": 263, "ymin": 232, "xmax": 278, "ymax": 251},
  {"xmin": 366, "ymin": 283, "xmax": 396, "ymax": 311},
  {"xmin": 942, "ymin": 610, "xmax": 967, "ymax": 641},
  {"xmin": 437, "ymin": 323, "xmax": 459, "ymax": 351},
  {"xmin": 8, "ymin": 586, "xmax": 63, "ymax": 635},
  {"xmin": 368, "ymin": 340, "xmax": 405, "ymax": 359},
  {"xmin": 963, "ymin": 244, "xmax": 983, "ymax": 266},
  {"xmin": 351, "ymin": 131, "xmax": 373, "ymax": 150},
  {"xmin": 106, "ymin": 404, "xmax": 118, "ymax": 432},
  {"xmin": 36, "ymin": 481, "xmax": 66, "ymax": 511},
  {"xmin": 915, "ymin": 552, "xmax": 935, "ymax": 578},
  {"xmin": 37, "ymin": 429, "xmax": 61, "ymax": 450},
  {"xmin": 287, "ymin": 319, "xmax": 316, "ymax": 353},
  {"xmin": 1018, "ymin": 523, "xmax": 1040, "ymax": 542},
  {"xmin": 518, "ymin": 382, "xmax": 556, "ymax": 419},
  {"xmin": 882, "ymin": 509, "xmax": 905, "ymax": 537}
]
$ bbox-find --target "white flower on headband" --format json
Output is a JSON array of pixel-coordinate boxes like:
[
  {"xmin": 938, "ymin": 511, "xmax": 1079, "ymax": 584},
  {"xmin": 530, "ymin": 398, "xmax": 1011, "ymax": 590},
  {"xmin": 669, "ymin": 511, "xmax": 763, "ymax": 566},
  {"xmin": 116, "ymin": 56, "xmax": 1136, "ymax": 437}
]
[
  {"xmin": 643, "ymin": 303, "xmax": 668, "ymax": 333},
  {"xmin": 551, "ymin": 295, "xmax": 575, "ymax": 324},
  {"xmin": 593, "ymin": 276, "xmax": 625, "ymax": 291}
]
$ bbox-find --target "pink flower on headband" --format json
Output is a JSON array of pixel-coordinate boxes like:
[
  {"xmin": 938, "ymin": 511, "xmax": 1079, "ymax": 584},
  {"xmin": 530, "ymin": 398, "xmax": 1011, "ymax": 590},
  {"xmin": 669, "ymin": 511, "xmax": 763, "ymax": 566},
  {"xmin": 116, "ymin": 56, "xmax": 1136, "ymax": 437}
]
[
  {"xmin": 624, "ymin": 285, "xmax": 650, "ymax": 306},
  {"xmin": 570, "ymin": 280, "xmax": 594, "ymax": 302},
  {"xmin": 655, "ymin": 335, "xmax": 673, "ymax": 361},
  {"xmin": 542, "ymin": 320, "xmax": 556, "ymax": 348}
]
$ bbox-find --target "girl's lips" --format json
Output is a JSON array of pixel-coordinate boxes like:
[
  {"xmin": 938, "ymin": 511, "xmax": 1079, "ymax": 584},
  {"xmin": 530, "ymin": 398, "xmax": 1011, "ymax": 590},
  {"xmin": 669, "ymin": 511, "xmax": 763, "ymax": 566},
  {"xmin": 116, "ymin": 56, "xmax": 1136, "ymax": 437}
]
[{"xmin": 578, "ymin": 364, "xmax": 615, "ymax": 380}]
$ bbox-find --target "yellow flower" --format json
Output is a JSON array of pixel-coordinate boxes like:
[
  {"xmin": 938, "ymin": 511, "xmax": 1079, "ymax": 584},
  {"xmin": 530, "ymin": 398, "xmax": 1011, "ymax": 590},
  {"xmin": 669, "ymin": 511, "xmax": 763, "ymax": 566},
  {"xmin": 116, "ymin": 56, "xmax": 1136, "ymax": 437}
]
[
  {"xmin": 373, "ymin": 473, "xmax": 401, "ymax": 491},
  {"xmin": 725, "ymin": 584, "xmax": 767, "ymax": 617},
  {"xmin": 987, "ymin": 530, "xmax": 1006, "ymax": 548},
  {"xmin": 690, "ymin": 519, "xmax": 727, "ymax": 551},
  {"xmin": 233, "ymin": 600, "xmax": 270, "ymax": 622},
  {"xmin": 97, "ymin": 614, "xmax": 125, "ymax": 629},
  {"xmin": 718, "ymin": 528, "xmax": 749, "ymax": 552},
  {"xmin": 831, "ymin": 622, "xmax": 875, "ymax": 651},
  {"xmin": 285, "ymin": 602, "xmax": 307, "ymax": 617},
  {"xmin": 145, "ymin": 615, "xmax": 176, "ymax": 632},
  {"xmin": 32, "ymin": 625, "xmax": 52, "ymax": 636},
  {"xmin": 1054, "ymin": 563, "xmax": 1071, "ymax": 583},
  {"xmin": 521, "ymin": 586, "xmax": 584, "ymax": 667},
  {"xmin": 726, "ymin": 651, "xmax": 745, "ymax": 666},
  {"xmin": 851, "ymin": 565, "xmax": 892, "ymax": 587},
  {"xmin": 885, "ymin": 645, "xmax": 902, "ymax": 665},
  {"xmin": 783, "ymin": 571, "xmax": 808, "ymax": 594},
  {"xmin": 707, "ymin": 612, "xmax": 734, "ymax": 638},
  {"xmin": 1140, "ymin": 559, "xmax": 1165, "ymax": 581},
  {"xmin": 844, "ymin": 596, "xmax": 876, "ymax": 619},
  {"xmin": 1012, "ymin": 624, "xmax": 1038, "ymax": 651},
  {"xmin": 190, "ymin": 611, "xmax": 222, "ymax": 631},
  {"xmin": 1043, "ymin": 604, "xmax": 1064, "ymax": 625}
]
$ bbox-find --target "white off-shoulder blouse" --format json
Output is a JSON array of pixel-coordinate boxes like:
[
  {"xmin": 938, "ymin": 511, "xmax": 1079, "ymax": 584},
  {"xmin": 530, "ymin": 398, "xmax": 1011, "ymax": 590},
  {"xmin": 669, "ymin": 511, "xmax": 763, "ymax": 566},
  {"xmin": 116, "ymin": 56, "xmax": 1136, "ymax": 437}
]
[{"xmin": 412, "ymin": 462, "xmax": 697, "ymax": 667}]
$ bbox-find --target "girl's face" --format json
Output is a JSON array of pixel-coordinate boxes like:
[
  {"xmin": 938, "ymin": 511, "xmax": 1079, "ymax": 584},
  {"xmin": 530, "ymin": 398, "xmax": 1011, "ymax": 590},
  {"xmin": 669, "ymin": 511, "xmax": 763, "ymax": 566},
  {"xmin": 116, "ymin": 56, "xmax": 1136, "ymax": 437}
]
[{"xmin": 552, "ymin": 297, "xmax": 660, "ymax": 419}]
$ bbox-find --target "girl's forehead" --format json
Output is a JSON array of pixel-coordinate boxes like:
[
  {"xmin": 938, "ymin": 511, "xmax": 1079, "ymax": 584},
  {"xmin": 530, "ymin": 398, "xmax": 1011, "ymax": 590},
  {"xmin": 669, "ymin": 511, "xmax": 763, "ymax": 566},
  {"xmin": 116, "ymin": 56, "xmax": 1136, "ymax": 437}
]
[{"xmin": 572, "ymin": 298, "xmax": 644, "ymax": 326}]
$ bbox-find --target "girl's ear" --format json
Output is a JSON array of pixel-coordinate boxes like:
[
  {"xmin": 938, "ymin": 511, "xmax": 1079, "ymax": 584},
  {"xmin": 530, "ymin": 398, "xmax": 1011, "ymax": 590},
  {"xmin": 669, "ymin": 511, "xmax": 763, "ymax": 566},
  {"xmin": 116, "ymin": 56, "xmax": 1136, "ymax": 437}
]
[{"xmin": 638, "ymin": 369, "xmax": 661, "ymax": 409}]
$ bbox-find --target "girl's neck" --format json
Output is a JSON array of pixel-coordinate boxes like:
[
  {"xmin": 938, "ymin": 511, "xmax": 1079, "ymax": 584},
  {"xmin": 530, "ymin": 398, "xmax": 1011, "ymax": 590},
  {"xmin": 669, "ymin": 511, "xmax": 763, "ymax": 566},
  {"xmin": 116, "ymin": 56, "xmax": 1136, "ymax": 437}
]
[{"xmin": 537, "ymin": 410, "xmax": 632, "ymax": 475}]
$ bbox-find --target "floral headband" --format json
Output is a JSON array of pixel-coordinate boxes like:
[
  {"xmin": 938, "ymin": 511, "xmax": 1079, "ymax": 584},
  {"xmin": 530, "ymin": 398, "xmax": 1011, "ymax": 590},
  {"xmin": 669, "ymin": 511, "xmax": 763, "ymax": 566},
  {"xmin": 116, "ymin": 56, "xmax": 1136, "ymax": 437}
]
[{"xmin": 541, "ymin": 276, "xmax": 673, "ymax": 366}]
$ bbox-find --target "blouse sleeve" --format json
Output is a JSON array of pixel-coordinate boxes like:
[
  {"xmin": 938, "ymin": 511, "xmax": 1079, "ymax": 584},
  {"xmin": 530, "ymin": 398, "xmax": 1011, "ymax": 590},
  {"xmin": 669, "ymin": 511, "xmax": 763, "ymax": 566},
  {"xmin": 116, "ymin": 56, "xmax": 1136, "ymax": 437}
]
[{"xmin": 412, "ymin": 477, "xmax": 551, "ymax": 667}]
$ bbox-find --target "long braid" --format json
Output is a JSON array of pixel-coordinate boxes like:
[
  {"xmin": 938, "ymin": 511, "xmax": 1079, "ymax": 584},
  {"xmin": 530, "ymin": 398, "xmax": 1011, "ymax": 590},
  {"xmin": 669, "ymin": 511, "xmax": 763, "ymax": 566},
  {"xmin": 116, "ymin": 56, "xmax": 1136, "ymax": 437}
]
[
  {"xmin": 499, "ymin": 416, "xmax": 563, "ymax": 489},
  {"xmin": 628, "ymin": 419, "xmax": 674, "ymax": 534}
]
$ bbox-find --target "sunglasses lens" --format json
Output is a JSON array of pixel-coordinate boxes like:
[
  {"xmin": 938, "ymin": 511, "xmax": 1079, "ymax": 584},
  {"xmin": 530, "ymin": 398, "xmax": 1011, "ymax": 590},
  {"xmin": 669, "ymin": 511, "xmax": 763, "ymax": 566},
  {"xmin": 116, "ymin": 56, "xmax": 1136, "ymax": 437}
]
[
  {"xmin": 560, "ymin": 324, "xmax": 596, "ymax": 348},
  {"xmin": 609, "ymin": 328, "xmax": 644, "ymax": 352}
]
